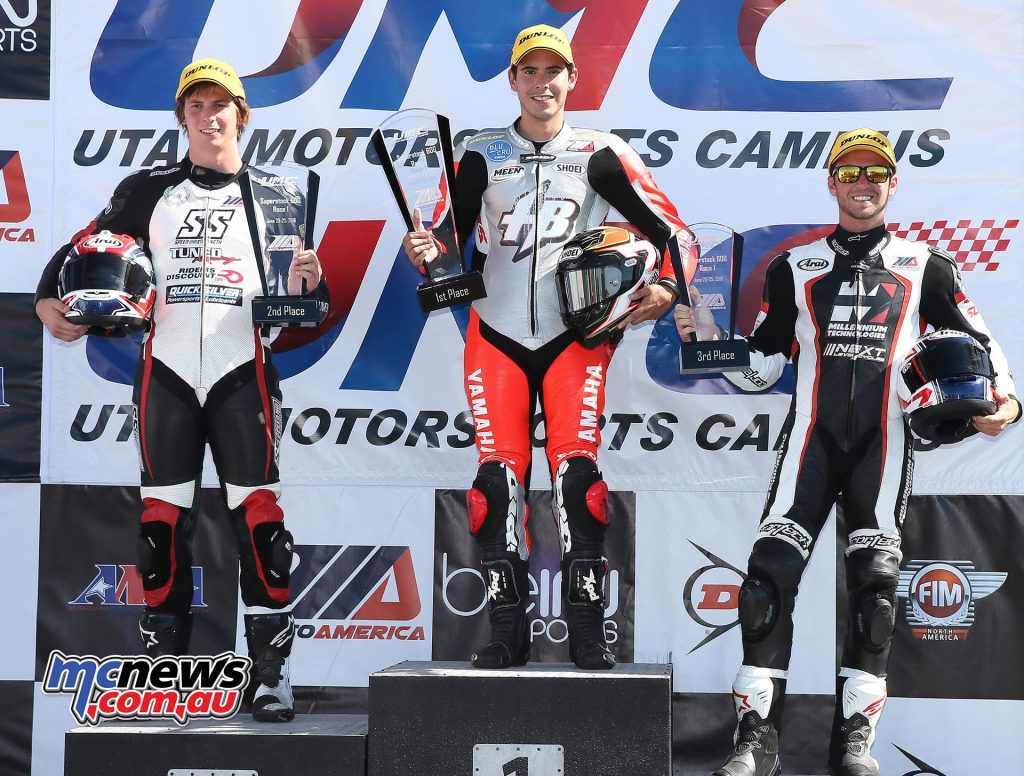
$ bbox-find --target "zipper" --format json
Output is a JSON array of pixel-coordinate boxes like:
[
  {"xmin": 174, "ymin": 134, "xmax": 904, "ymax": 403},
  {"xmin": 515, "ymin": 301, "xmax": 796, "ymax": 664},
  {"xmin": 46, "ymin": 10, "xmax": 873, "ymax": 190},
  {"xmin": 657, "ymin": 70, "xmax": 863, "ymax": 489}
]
[
  {"xmin": 198, "ymin": 195, "xmax": 209, "ymax": 389},
  {"xmin": 847, "ymin": 262, "xmax": 863, "ymax": 441},
  {"xmin": 529, "ymin": 160, "xmax": 542, "ymax": 337}
]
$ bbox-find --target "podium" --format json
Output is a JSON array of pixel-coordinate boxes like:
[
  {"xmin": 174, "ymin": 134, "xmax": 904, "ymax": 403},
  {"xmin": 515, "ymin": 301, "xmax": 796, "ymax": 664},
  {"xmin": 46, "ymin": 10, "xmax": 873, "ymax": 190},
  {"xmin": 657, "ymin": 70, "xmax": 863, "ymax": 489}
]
[
  {"xmin": 64, "ymin": 714, "xmax": 367, "ymax": 776},
  {"xmin": 368, "ymin": 661, "xmax": 672, "ymax": 776}
]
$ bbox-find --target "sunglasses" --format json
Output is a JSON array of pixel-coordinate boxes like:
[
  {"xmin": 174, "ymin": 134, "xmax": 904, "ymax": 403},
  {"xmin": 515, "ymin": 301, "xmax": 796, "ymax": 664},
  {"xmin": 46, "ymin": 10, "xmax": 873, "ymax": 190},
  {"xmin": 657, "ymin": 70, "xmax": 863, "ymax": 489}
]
[{"xmin": 832, "ymin": 165, "xmax": 893, "ymax": 184}]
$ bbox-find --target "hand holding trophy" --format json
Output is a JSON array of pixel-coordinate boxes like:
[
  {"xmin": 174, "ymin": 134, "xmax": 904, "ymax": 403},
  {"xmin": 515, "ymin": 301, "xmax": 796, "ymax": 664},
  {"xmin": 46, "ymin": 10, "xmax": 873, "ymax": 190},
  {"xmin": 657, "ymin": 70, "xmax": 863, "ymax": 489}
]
[
  {"xmin": 244, "ymin": 160, "xmax": 328, "ymax": 327},
  {"xmin": 372, "ymin": 108, "xmax": 486, "ymax": 311},
  {"xmin": 672, "ymin": 223, "xmax": 750, "ymax": 373}
]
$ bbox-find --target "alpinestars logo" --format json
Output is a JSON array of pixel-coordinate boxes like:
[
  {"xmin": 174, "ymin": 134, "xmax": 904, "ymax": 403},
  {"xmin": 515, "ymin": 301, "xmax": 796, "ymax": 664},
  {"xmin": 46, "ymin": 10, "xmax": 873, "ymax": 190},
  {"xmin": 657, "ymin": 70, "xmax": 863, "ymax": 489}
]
[
  {"xmin": 290, "ymin": 545, "xmax": 425, "ymax": 642},
  {"xmin": 896, "ymin": 560, "xmax": 1007, "ymax": 641},
  {"xmin": 682, "ymin": 541, "xmax": 744, "ymax": 652},
  {"xmin": 42, "ymin": 651, "xmax": 250, "ymax": 725}
]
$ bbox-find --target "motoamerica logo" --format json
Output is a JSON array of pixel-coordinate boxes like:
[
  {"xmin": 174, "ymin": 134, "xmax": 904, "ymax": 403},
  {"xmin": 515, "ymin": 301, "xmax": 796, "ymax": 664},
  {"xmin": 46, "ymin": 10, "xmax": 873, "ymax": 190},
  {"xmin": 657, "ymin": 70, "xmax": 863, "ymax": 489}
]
[
  {"xmin": 290, "ymin": 545, "xmax": 425, "ymax": 642},
  {"xmin": 681, "ymin": 541, "xmax": 745, "ymax": 652},
  {"xmin": 895, "ymin": 560, "xmax": 1007, "ymax": 641},
  {"xmin": 70, "ymin": 564, "xmax": 207, "ymax": 608}
]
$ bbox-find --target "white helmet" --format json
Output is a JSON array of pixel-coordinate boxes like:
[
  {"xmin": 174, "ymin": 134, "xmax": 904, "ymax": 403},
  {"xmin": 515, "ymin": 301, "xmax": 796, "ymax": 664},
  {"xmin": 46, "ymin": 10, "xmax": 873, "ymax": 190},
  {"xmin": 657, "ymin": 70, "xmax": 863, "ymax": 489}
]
[{"xmin": 555, "ymin": 226, "xmax": 660, "ymax": 347}]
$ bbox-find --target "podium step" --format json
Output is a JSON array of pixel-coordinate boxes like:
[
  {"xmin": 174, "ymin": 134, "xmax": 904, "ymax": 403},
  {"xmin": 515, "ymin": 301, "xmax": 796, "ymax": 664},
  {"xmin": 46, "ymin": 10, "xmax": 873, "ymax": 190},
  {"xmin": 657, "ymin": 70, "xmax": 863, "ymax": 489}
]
[
  {"xmin": 64, "ymin": 713, "xmax": 367, "ymax": 776},
  {"xmin": 368, "ymin": 661, "xmax": 672, "ymax": 776}
]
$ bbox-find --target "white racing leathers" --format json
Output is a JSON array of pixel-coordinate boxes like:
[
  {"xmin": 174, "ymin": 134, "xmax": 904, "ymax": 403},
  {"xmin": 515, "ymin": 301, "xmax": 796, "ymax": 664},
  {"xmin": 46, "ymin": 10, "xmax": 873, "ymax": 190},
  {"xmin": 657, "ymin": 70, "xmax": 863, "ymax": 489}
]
[{"xmin": 38, "ymin": 161, "xmax": 328, "ymax": 613}]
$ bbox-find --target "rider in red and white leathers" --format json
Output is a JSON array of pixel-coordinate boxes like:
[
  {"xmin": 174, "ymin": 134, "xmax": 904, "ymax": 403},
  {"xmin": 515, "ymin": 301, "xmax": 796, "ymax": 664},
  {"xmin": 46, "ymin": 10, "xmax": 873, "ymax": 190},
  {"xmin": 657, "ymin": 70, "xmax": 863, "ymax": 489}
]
[{"xmin": 405, "ymin": 25, "xmax": 696, "ymax": 670}]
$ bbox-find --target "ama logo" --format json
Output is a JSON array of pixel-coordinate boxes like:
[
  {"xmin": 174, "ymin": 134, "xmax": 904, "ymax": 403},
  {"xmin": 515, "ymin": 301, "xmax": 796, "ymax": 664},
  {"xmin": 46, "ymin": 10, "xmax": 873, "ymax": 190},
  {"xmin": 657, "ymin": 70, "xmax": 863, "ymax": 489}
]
[
  {"xmin": 0, "ymin": 150, "xmax": 35, "ymax": 243},
  {"xmin": 682, "ymin": 541, "xmax": 746, "ymax": 652},
  {"xmin": 290, "ymin": 545, "xmax": 425, "ymax": 641},
  {"xmin": 896, "ymin": 559, "xmax": 1007, "ymax": 641},
  {"xmin": 69, "ymin": 564, "xmax": 207, "ymax": 608}
]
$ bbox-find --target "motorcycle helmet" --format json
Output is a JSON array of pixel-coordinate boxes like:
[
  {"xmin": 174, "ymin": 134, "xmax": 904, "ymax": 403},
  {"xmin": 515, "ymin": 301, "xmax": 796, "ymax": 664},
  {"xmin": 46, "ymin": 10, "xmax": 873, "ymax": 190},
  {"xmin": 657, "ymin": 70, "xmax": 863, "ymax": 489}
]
[
  {"xmin": 897, "ymin": 329, "xmax": 996, "ymax": 444},
  {"xmin": 555, "ymin": 226, "xmax": 659, "ymax": 347},
  {"xmin": 58, "ymin": 231, "xmax": 156, "ymax": 331}
]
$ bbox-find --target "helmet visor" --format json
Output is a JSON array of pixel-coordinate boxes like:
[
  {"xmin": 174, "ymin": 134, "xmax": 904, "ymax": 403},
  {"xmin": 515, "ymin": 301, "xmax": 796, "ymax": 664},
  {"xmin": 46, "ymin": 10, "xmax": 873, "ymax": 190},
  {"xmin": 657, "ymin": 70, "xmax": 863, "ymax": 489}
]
[
  {"xmin": 559, "ymin": 255, "xmax": 641, "ymax": 315},
  {"xmin": 902, "ymin": 336, "xmax": 993, "ymax": 392},
  {"xmin": 60, "ymin": 252, "xmax": 151, "ymax": 299}
]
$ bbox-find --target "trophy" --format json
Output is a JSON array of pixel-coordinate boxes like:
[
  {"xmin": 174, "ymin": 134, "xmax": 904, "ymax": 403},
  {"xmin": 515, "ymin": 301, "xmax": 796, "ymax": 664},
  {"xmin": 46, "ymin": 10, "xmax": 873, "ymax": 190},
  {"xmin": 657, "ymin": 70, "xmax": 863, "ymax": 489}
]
[
  {"xmin": 242, "ymin": 160, "xmax": 328, "ymax": 327},
  {"xmin": 673, "ymin": 223, "xmax": 750, "ymax": 373},
  {"xmin": 371, "ymin": 108, "xmax": 486, "ymax": 312}
]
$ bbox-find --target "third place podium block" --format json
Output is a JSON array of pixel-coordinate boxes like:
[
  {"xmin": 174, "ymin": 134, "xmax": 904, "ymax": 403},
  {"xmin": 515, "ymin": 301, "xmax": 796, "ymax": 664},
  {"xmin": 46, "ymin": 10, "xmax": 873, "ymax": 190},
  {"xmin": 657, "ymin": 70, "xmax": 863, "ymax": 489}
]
[{"xmin": 368, "ymin": 661, "xmax": 672, "ymax": 776}]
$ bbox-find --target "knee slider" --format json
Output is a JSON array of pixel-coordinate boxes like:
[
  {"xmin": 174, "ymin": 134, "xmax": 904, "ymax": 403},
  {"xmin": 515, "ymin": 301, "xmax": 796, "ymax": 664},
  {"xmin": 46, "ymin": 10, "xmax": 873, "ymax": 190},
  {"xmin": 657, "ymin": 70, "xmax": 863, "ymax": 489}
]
[
  {"xmin": 137, "ymin": 499, "xmax": 183, "ymax": 593},
  {"xmin": 553, "ymin": 457, "xmax": 608, "ymax": 551},
  {"xmin": 252, "ymin": 525, "xmax": 293, "ymax": 588},
  {"xmin": 468, "ymin": 461, "xmax": 524, "ymax": 548},
  {"xmin": 241, "ymin": 490, "xmax": 290, "ymax": 589},
  {"xmin": 847, "ymin": 550, "xmax": 900, "ymax": 651},
  {"xmin": 740, "ymin": 539, "xmax": 806, "ymax": 640}
]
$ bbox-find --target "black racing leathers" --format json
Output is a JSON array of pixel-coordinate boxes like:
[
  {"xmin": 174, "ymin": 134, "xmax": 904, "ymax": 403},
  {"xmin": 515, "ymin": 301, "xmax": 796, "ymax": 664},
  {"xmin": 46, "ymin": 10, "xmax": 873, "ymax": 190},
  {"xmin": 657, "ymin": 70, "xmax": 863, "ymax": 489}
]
[{"xmin": 725, "ymin": 225, "xmax": 1017, "ymax": 564}]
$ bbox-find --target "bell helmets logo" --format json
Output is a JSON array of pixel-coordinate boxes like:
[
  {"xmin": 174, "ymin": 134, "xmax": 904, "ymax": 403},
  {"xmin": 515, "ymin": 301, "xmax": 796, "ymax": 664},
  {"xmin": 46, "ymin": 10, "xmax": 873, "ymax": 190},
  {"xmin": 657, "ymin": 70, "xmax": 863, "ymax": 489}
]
[
  {"xmin": 0, "ymin": 150, "xmax": 35, "ymax": 243},
  {"xmin": 682, "ymin": 541, "xmax": 745, "ymax": 652},
  {"xmin": 896, "ymin": 559, "xmax": 1007, "ymax": 641},
  {"xmin": 290, "ymin": 544, "xmax": 426, "ymax": 642}
]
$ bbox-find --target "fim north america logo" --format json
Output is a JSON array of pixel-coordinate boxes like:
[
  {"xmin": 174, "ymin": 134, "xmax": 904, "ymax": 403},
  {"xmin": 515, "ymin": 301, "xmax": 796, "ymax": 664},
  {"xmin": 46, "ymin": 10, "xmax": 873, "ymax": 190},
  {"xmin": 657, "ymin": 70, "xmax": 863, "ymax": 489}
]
[{"xmin": 896, "ymin": 560, "xmax": 1007, "ymax": 641}]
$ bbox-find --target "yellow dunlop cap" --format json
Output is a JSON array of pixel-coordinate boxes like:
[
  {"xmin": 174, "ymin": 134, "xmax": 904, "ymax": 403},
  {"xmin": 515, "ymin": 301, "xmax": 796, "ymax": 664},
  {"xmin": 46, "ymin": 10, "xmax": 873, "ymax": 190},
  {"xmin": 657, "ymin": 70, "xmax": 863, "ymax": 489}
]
[
  {"xmin": 175, "ymin": 58, "xmax": 245, "ymax": 101},
  {"xmin": 827, "ymin": 127, "xmax": 897, "ymax": 170},
  {"xmin": 510, "ymin": 24, "xmax": 573, "ymax": 67}
]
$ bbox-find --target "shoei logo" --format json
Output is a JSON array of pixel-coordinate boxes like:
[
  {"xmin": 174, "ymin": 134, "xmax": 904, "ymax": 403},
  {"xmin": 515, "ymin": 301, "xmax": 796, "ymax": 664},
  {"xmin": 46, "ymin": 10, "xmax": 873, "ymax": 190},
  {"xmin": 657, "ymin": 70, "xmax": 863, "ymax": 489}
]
[
  {"xmin": 290, "ymin": 545, "xmax": 425, "ymax": 641},
  {"xmin": 682, "ymin": 542, "xmax": 745, "ymax": 652},
  {"xmin": 896, "ymin": 560, "xmax": 1007, "ymax": 641},
  {"xmin": 69, "ymin": 564, "xmax": 208, "ymax": 608},
  {"xmin": 894, "ymin": 745, "xmax": 949, "ymax": 775},
  {"xmin": 42, "ymin": 650, "xmax": 250, "ymax": 726}
]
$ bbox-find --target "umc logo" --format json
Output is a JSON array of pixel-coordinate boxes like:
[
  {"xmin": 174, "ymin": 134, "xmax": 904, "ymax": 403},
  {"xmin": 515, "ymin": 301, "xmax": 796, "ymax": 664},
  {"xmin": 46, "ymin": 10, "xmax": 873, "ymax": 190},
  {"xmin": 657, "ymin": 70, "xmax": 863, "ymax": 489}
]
[
  {"xmin": 69, "ymin": 564, "xmax": 208, "ymax": 607},
  {"xmin": 90, "ymin": 0, "xmax": 950, "ymax": 112},
  {"xmin": 681, "ymin": 541, "xmax": 745, "ymax": 652},
  {"xmin": 290, "ymin": 545, "xmax": 425, "ymax": 641}
]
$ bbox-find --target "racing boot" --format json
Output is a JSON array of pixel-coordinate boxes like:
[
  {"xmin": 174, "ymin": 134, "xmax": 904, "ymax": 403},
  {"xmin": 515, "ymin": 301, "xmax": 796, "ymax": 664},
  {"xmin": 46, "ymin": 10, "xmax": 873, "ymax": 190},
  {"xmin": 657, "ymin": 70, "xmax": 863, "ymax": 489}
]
[
  {"xmin": 244, "ymin": 612, "xmax": 295, "ymax": 722},
  {"xmin": 713, "ymin": 666, "xmax": 784, "ymax": 776},
  {"xmin": 471, "ymin": 552, "xmax": 531, "ymax": 668},
  {"xmin": 562, "ymin": 551, "xmax": 615, "ymax": 669},
  {"xmin": 138, "ymin": 610, "xmax": 192, "ymax": 657},
  {"xmin": 828, "ymin": 671, "xmax": 886, "ymax": 776}
]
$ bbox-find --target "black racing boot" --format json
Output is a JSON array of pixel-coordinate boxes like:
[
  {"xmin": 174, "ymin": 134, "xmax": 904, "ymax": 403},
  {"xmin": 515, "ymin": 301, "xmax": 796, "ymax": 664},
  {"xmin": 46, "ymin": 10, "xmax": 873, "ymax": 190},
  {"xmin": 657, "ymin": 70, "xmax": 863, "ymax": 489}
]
[
  {"xmin": 471, "ymin": 552, "xmax": 531, "ymax": 669},
  {"xmin": 828, "ymin": 671, "xmax": 887, "ymax": 776},
  {"xmin": 562, "ymin": 552, "xmax": 615, "ymax": 670},
  {"xmin": 138, "ymin": 610, "xmax": 192, "ymax": 657},
  {"xmin": 713, "ymin": 666, "xmax": 784, "ymax": 776},
  {"xmin": 245, "ymin": 612, "xmax": 295, "ymax": 722}
]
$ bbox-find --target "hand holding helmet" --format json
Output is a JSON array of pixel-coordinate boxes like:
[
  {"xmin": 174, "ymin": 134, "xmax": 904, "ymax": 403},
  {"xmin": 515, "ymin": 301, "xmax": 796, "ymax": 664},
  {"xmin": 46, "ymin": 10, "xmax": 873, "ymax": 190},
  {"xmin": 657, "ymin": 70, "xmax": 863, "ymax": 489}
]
[
  {"xmin": 897, "ymin": 329, "xmax": 997, "ymax": 444},
  {"xmin": 58, "ymin": 231, "xmax": 156, "ymax": 332},
  {"xmin": 555, "ymin": 226, "xmax": 660, "ymax": 347}
]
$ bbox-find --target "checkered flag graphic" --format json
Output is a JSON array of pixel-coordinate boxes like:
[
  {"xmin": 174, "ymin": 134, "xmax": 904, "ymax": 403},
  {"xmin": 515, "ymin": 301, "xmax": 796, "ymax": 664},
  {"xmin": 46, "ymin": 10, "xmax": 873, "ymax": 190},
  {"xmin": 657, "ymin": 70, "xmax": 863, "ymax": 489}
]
[{"xmin": 887, "ymin": 219, "xmax": 1018, "ymax": 271}]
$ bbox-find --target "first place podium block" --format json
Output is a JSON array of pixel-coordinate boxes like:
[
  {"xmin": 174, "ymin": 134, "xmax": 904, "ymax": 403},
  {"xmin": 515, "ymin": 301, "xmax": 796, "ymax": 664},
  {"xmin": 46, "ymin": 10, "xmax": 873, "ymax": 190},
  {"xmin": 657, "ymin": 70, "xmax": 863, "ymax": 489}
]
[
  {"xmin": 368, "ymin": 661, "xmax": 672, "ymax": 776},
  {"xmin": 64, "ymin": 713, "xmax": 367, "ymax": 776}
]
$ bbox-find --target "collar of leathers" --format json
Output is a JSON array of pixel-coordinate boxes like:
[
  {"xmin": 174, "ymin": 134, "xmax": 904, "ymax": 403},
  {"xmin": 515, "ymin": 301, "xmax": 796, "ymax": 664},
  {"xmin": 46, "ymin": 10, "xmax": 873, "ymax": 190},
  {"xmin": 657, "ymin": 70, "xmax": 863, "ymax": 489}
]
[{"xmin": 827, "ymin": 225, "xmax": 890, "ymax": 262}]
